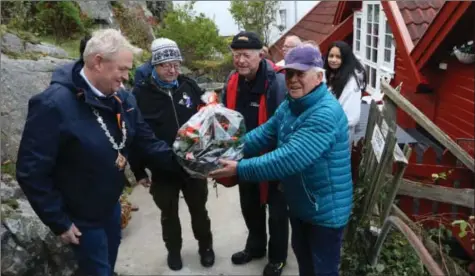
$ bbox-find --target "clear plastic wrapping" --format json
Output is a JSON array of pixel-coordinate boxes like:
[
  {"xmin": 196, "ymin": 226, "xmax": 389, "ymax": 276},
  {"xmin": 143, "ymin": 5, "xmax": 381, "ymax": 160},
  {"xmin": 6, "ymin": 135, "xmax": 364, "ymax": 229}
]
[{"xmin": 173, "ymin": 92, "xmax": 246, "ymax": 179}]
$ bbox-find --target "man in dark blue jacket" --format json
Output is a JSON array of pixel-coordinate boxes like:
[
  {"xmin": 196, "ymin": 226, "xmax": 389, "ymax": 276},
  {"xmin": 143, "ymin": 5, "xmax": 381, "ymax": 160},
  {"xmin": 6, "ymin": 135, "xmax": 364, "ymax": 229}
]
[{"xmin": 16, "ymin": 29, "xmax": 181, "ymax": 276}]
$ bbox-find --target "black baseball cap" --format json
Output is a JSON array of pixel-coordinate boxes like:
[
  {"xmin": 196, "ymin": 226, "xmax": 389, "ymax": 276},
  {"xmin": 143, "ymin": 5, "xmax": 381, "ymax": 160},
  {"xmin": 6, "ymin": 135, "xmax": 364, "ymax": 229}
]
[{"xmin": 230, "ymin": 31, "xmax": 263, "ymax": 50}]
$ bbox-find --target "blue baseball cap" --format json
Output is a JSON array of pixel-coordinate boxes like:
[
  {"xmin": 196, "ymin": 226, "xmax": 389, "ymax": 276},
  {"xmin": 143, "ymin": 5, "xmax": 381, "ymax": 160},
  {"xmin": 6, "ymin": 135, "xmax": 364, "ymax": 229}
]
[{"xmin": 279, "ymin": 45, "xmax": 324, "ymax": 72}]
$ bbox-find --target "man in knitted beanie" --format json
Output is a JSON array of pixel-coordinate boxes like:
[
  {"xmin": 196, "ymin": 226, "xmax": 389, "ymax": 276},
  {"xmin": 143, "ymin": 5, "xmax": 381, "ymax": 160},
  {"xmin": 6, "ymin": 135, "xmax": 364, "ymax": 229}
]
[{"xmin": 130, "ymin": 38, "xmax": 215, "ymax": 271}]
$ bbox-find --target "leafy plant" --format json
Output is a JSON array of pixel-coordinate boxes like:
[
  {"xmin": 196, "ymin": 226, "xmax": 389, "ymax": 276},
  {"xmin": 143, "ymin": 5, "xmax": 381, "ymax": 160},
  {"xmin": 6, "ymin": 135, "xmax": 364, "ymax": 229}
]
[
  {"xmin": 190, "ymin": 53, "xmax": 234, "ymax": 82},
  {"xmin": 229, "ymin": 0, "xmax": 280, "ymax": 45},
  {"xmin": 1, "ymin": 1, "xmax": 37, "ymax": 31},
  {"xmin": 452, "ymin": 216, "xmax": 475, "ymax": 251},
  {"xmin": 33, "ymin": 2, "xmax": 88, "ymax": 42},
  {"xmin": 431, "ymin": 169, "xmax": 453, "ymax": 181},
  {"xmin": 156, "ymin": 1, "xmax": 227, "ymax": 66},
  {"xmin": 341, "ymin": 230, "xmax": 429, "ymax": 276},
  {"xmin": 113, "ymin": 3, "xmax": 154, "ymax": 50}
]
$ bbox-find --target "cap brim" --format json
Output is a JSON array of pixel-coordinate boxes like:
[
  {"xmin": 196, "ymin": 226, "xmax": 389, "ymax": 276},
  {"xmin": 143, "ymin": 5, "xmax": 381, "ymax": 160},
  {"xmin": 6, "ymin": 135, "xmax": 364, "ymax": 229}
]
[{"xmin": 277, "ymin": 63, "xmax": 312, "ymax": 72}]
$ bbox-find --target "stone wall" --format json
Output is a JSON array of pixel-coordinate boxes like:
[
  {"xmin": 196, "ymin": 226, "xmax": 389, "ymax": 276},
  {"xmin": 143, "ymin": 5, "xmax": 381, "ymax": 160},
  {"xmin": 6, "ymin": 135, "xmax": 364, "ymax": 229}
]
[{"xmin": 1, "ymin": 174, "xmax": 77, "ymax": 276}]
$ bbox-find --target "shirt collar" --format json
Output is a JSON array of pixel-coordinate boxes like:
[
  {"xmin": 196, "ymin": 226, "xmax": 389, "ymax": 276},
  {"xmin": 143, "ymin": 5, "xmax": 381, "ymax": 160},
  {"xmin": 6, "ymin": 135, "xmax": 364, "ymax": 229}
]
[{"xmin": 80, "ymin": 68, "xmax": 113, "ymax": 98}]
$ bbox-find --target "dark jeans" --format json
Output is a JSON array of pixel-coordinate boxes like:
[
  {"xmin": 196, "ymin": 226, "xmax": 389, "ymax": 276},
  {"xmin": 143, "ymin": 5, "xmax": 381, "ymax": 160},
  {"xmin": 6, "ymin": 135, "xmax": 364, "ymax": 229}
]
[
  {"xmin": 239, "ymin": 181, "xmax": 289, "ymax": 263},
  {"xmin": 71, "ymin": 202, "xmax": 121, "ymax": 276},
  {"xmin": 290, "ymin": 217, "xmax": 345, "ymax": 276},
  {"xmin": 150, "ymin": 178, "xmax": 212, "ymax": 253}
]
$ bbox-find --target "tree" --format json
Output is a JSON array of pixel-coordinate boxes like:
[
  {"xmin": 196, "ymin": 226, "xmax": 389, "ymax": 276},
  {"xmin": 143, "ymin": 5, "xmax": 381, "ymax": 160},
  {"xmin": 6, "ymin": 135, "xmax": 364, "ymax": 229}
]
[
  {"xmin": 229, "ymin": 0, "xmax": 280, "ymax": 45},
  {"xmin": 157, "ymin": 1, "xmax": 227, "ymax": 65}
]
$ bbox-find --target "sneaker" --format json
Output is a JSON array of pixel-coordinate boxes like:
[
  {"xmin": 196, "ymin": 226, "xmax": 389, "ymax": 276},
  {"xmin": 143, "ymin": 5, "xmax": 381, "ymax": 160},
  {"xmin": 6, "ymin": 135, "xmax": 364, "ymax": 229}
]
[
  {"xmin": 199, "ymin": 247, "xmax": 215, "ymax": 267},
  {"xmin": 231, "ymin": 250, "xmax": 266, "ymax": 265},
  {"xmin": 167, "ymin": 251, "xmax": 183, "ymax": 271},
  {"xmin": 263, "ymin": 261, "xmax": 286, "ymax": 276}
]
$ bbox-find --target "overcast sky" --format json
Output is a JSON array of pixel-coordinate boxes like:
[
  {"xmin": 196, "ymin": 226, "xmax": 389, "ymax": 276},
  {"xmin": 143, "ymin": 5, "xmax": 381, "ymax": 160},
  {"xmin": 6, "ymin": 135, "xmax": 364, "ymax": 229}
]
[{"xmin": 173, "ymin": 1, "xmax": 318, "ymax": 36}]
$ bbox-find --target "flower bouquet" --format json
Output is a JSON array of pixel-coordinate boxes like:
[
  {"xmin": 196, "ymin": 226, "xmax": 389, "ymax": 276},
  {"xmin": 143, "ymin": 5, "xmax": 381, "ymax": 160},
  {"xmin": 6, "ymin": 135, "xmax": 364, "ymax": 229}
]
[{"xmin": 173, "ymin": 92, "xmax": 246, "ymax": 179}]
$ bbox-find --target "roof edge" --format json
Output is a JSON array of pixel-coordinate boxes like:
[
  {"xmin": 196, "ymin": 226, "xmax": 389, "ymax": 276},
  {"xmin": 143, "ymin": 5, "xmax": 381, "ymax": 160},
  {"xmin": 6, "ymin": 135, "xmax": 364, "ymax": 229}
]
[
  {"xmin": 387, "ymin": 1, "xmax": 414, "ymax": 52},
  {"xmin": 319, "ymin": 13, "xmax": 354, "ymax": 54},
  {"xmin": 382, "ymin": 1, "xmax": 423, "ymax": 86},
  {"xmin": 412, "ymin": 1, "xmax": 472, "ymax": 70}
]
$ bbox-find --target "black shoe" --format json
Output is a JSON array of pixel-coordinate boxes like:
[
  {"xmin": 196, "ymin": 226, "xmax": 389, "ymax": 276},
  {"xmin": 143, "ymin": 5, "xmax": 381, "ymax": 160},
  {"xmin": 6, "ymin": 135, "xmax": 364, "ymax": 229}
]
[
  {"xmin": 167, "ymin": 252, "xmax": 183, "ymax": 271},
  {"xmin": 231, "ymin": 250, "xmax": 266, "ymax": 265},
  {"xmin": 263, "ymin": 261, "xmax": 286, "ymax": 276},
  {"xmin": 199, "ymin": 247, "xmax": 215, "ymax": 267}
]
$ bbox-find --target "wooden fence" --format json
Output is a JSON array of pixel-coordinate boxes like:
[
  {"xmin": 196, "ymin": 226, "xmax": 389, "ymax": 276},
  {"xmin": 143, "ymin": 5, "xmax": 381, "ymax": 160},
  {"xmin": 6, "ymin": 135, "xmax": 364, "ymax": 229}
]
[{"xmin": 349, "ymin": 80, "xmax": 475, "ymax": 275}]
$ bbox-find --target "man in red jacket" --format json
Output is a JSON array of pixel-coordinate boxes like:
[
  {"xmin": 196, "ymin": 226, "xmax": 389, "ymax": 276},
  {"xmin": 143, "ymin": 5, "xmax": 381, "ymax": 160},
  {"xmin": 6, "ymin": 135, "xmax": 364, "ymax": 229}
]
[{"xmin": 220, "ymin": 31, "xmax": 289, "ymax": 276}]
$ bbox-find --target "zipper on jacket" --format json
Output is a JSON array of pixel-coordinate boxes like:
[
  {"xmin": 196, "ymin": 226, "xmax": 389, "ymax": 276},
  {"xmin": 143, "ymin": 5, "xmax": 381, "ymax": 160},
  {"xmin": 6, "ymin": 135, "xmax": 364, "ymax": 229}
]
[
  {"xmin": 168, "ymin": 90, "xmax": 181, "ymax": 129},
  {"xmin": 149, "ymin": 80, "xmax": 185, "ymax": 129}
]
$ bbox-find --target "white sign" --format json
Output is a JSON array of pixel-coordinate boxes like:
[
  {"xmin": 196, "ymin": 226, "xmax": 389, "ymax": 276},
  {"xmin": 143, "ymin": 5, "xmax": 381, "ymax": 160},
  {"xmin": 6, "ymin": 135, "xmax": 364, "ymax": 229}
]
[{"xmin": 371, "ymin": 124, "xmax": 385, "ymax": 163}]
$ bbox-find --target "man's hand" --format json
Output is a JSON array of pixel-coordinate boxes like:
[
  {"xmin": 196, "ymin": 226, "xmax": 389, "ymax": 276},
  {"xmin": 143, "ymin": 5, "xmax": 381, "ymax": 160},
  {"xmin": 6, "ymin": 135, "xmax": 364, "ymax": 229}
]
[
  {"xmin": 60, "ymin": 223, "xmax": 82, "ymax": 245},
  {"xmin": 137, "ymin": 177, "xmax": 151, "ymax": 187},
  {"xmin": 208, "ymin": 159, "xmax": 238, "ymax": 179}
]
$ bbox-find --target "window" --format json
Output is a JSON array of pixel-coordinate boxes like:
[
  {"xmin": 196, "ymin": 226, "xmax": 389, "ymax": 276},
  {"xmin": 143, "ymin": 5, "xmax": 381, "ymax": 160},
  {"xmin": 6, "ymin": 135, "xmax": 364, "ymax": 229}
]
[
  {"xmin": 353, "ymin": 2, "xmax": 396, "ymax": 96},
  {"xmin": 354, "ymin": 16, "xmax": 362, "ymax": 52},
  {"xmin": 279, "ymin": 9, "xmax": 287, "ymax": 30}
]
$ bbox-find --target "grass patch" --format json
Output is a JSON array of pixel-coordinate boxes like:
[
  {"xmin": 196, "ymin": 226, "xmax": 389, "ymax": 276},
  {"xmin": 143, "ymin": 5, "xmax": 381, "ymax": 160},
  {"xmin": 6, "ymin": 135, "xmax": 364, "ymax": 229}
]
[
  {"xmin": 1, "ymin": 160, "xmax": 16, "ymax": 176},
  {"xmin": 1, "ymin": 24, "xmax": 94, "ymax": 59},
  {"xmin": 39, "ymin": 35, "xmax": 81, "ymax": 59},
  {"xmin": 3, "ymin": 198, "xmax": 19, "ymax": 210}
]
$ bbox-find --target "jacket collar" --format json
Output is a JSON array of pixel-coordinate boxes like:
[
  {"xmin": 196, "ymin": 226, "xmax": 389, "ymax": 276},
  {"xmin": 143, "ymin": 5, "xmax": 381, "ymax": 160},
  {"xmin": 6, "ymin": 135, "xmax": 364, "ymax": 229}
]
[
  {"xmin": 75, "ymin": 65, "xmax": 121, "ymax": 112},
  {"xmin": 288, "ymin": 83, "xmax": 327, "ymax": 115}
]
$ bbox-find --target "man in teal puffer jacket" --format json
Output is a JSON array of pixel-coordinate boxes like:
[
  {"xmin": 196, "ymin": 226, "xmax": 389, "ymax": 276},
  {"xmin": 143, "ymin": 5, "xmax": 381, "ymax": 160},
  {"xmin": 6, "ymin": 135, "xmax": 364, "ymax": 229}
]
[{"xmin": 209, "ymin": 44, "xmax": 353, "ymax": 276}]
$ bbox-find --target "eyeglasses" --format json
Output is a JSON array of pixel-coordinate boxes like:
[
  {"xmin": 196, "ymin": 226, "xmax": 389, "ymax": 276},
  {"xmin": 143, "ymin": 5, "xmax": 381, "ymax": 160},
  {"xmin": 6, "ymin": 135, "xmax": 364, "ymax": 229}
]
[{"xmin": 159, "ymin": 63, "xmax": 181, "ymax": 71}]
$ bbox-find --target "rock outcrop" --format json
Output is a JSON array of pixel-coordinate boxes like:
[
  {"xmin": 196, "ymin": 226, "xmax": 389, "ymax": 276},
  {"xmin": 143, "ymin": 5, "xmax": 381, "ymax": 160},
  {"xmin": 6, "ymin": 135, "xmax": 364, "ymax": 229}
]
[
  {"xmin": 0, "ymin": 52, "xmax": 72, "ymax": 161},
  {"xmin": 1, "ymin": 174, "xmax": 77, "ymax": 276},
  {"xmin": 76, "ymin": 1, "xmax": 117, "ymax": 28},
  {"xmin": 1, "ymin": 32, "xmax": 68, "ymax": 58}
]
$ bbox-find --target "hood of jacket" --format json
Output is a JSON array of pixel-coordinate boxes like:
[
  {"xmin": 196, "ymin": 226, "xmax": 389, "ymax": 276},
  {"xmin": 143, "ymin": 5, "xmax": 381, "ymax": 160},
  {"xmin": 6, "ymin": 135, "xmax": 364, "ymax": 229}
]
[{"xmin": 50, "ymin": 60, "xmax": 82, "ymax": 92}]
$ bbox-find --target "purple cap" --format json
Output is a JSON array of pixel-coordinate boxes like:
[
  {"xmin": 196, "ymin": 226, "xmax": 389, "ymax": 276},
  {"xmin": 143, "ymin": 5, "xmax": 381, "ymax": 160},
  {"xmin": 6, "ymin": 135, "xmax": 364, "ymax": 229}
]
[{"xmin": 279, "ymin": 45, "xmax": 324, "ymax": 72}]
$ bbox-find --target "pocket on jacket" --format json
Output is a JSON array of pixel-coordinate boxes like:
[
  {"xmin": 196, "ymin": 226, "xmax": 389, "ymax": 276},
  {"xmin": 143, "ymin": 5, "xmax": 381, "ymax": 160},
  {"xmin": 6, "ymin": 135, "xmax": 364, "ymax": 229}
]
[{"xmin": 301, "ymin": 174, "xmax": 319, "ymax": 211}]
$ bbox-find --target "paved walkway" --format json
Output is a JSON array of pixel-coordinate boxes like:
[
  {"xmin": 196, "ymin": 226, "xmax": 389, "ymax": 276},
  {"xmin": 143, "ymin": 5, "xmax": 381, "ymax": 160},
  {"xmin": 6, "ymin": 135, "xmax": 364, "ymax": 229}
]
[{"xmin": 115, "ymin": 183, "xmax": 298, "ymax": 275}]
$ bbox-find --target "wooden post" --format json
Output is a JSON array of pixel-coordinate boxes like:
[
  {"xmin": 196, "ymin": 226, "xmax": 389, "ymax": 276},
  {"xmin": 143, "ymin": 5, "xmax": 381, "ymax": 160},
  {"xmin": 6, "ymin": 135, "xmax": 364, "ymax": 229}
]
[{"xmin": 380, "ymin": 145, "xmax": 412, "ymax": 225}]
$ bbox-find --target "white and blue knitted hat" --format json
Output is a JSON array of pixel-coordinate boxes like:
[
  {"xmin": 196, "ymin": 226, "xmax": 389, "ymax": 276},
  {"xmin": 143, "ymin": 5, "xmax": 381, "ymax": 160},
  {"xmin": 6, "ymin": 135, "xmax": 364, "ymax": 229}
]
[{"xmin": 151, "ymin": 38, "xmax": 183, "ymax": 65}]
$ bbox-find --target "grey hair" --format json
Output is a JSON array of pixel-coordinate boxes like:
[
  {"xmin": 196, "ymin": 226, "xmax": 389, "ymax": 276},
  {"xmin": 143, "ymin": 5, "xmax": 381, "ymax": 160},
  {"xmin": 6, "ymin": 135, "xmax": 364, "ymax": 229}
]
[
  {"xmin": 285, "ymin": 35, "xmax": 302, "ymax": 45},
  {"xmin": 303, "ymin": 40, "xmax": 320, "ymax": 52},
  {"xmin": 83, "ymin": 28, "xmax": 142, "ymax": 60}
]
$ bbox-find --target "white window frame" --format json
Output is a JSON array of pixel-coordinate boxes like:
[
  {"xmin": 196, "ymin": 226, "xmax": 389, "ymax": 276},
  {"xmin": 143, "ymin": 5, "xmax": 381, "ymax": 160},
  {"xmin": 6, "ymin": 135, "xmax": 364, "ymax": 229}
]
[
  {"xmin": 279, "ymin": 9, "xmax": 287, "ymax": 30},
  {"xmin": 353, "ymin": 2, "xmax": 396, "ymax": 96}
]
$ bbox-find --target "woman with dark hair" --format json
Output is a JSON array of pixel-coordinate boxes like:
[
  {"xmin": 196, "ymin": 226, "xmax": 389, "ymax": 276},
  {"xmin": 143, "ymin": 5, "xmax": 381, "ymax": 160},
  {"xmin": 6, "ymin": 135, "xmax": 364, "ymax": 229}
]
[{"xmin": 324, "ymin": 41, "xmax": 367, "ymax": 145}]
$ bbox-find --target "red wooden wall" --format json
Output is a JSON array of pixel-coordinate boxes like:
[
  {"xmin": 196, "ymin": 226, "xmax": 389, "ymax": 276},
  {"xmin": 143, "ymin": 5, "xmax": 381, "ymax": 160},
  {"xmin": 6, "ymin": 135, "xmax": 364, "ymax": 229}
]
[{"xmin": 433, "ymin": 60, "xmax": 474, "ymax": 140}]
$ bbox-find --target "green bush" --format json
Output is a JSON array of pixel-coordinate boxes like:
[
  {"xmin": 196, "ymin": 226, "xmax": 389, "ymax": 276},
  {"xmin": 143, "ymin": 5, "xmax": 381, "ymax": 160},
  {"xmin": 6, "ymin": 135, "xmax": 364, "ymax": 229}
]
[
  {"xmin": 190, "ymin": 53, "xmax": 234, "ymax": 82},
  {"xmin": 1, "ymin": 2, "xmax": 37, "ymax": 31},
  {"xmin": 33, "ymin": 2, "xmax": 87, "ymax": 42},
  {"xmin": 156, "ymin": 2, "xmax": 227, "ymax": 66}
]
